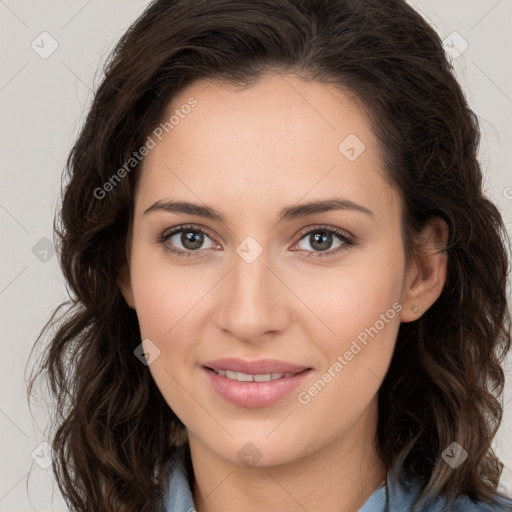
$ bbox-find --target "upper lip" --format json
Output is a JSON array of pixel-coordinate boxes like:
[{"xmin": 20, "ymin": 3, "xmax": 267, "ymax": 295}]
[{"xmin": 202, "ymin": 358, "xmax": 311, "ymax": 375}]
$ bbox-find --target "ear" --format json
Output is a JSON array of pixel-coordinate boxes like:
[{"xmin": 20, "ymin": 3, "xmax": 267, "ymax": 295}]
[
  {"xmin": 118, "ymin": 264, "xmax": 136, "ymax": 309},
  {"xmin": 400, "ymin": 217, "xmax": 448, "ymax": 322}
]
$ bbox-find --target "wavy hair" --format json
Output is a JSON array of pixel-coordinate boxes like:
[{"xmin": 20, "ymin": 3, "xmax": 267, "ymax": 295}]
[{"xmin": 27, "ymin": 0, "xmax": 512, "ymax": 510}]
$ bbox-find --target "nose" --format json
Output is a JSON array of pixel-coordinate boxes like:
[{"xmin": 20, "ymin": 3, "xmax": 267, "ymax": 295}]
[{"xmin": 214, "ymin": 246, "xmax": 291, "ymax": 343}]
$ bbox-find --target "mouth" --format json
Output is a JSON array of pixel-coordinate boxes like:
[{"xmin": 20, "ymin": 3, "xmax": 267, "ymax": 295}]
[
  {"xmin": 201, "ymin": 357, "xmax": 311, "ymax": 375},
  {"xmin": 201, "ymin": 358, "xmax": 313, "ymax": 408},
  {"xmin": 203, "ymin": 366, "xmax": 310, "ymax": 382}
]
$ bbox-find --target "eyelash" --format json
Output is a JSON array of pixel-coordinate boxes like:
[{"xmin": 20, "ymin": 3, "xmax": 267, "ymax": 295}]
[{"xmin": 156, "ymin": 223, "xmax": 356, "ymax": 259}]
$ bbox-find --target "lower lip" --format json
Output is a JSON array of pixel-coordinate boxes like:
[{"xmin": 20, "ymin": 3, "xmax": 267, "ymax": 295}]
[{"xmin": 202, "ymin": 367, "xmax": 312, "ymax": 408}]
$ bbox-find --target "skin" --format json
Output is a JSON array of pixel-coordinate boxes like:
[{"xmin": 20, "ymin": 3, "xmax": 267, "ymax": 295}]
[{"xmin": 119, "ymin": 73, "xmax": 448, "ymax": 512}]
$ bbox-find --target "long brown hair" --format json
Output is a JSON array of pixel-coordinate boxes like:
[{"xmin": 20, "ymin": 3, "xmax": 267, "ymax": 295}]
[{"xmin": 27, "ymin": 0, "xmax": 512, "ymax": 510}]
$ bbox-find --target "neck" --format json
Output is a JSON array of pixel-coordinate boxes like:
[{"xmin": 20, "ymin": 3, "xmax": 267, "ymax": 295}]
[{"xmin": 189, "ymin": 399, "xmax": 387, "ymax": 512}]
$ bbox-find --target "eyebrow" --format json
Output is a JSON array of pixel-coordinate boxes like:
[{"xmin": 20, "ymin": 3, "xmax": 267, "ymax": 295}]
[{"xmin": 143, "ymin": 197, "xmax": 374, "ymax": 223}]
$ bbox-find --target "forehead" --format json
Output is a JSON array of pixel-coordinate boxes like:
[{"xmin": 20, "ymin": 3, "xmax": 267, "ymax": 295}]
[{"xmin": 135, "ymin": 74, "xmax": 399, "ymax": 222}]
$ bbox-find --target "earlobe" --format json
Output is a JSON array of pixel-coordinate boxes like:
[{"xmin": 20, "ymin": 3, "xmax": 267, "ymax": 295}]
[
  {"xmin": 117, "ymin": 264, "xmax": 136, "ymax": 309},
  {"xmin": 400, "ymin": 217, "xmax": 449, "ymax": 323}
]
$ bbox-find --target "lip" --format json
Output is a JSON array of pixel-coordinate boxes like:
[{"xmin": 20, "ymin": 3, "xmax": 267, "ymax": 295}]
[
  {"xmin": 202, "ymin": 357, "xmax": 310, "ymax": 374},
  {"xmin": 201, "ymin": 358, "xmax": 313, "ymax": 408}
]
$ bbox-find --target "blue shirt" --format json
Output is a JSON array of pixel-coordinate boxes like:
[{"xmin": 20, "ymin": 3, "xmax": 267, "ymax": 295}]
[{"xmin": 163, "ymin": 444, "xmax": 512, "ymax": 511}]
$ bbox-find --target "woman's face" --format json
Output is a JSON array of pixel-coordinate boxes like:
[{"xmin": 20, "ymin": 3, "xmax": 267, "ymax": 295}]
[{"xmin": 121, "ymin": 73, "xmax": 415, "ymax": 466}]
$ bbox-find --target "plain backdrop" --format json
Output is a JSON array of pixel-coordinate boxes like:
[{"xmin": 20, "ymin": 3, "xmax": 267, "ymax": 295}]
[{"xmin": 1, "ymin": 1, "xmax": 511, "ymax": 510}]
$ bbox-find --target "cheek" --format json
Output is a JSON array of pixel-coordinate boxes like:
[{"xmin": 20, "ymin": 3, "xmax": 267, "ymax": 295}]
[
  {"xmin": 294, "ymin": 290, "xmax": 401, "ymax": 444},
  {"xmin": 128, "ymin": 247, "xmax": 205, "ymax": 420},
  {"xmin": 130, "ymin": 242, "xmax": 207, "ymax": 340},
  {"xmin": 293, "ymin": 250, "xmax": 403, "ymax": 401},
  {"xmin": 292, "ymin": 252, "xmax": 404, "ymax": 347},
  {"xmin": 128, "ymin": 248, "xmax": 212, "ymax": 415}
]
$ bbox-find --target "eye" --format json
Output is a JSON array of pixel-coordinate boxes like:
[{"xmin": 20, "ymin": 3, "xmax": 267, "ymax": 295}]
[
  {"xmin": 293, "ymin": 225, "xmax": 355, "ymax": 258},
  {"xmin": 157, "ymin": 224, "xmax": 218, "ymax": 257}
]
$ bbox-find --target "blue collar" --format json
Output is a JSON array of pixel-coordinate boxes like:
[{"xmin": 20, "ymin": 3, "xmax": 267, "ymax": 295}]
[{"xmin": 162, "ymin": 444, "xmax": 511, "ymax": 511}]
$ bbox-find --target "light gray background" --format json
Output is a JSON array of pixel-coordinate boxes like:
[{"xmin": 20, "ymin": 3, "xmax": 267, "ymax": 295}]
[{"xmin": 1, "ymin": 1, "xmax": 511, "ymax": 510}]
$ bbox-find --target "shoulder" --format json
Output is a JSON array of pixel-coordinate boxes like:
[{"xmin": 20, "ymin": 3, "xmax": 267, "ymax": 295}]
[
  {"xmin": 433, "ymin": 493, "xmax": 512, "ymax": 511},
  {"xmin": 385, "ymin": 470, "xmax": 512, "ymax": 512},
  {"xmin": 441, "ymin": 493, "xmax": 512, "ymax": 511},
  {"xmin": 400, "ymin": 489, "xmax": 512, "ymax": 512}
]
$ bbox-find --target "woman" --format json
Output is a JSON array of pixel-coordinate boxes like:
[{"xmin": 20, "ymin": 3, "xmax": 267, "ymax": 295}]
[{"xmin": 28, "ymin": 0, "xmax": 512, "ymax": 510}]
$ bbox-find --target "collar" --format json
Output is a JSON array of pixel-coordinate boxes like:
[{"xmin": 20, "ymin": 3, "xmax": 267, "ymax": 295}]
[{"xmin": 161, "ymin": 443, "xmax": 510, "ymax": 511}]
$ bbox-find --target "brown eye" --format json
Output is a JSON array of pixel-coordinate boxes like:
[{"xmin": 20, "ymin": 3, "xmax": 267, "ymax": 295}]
[
  {"xmin": 175, "ymin": 230, "xmax": 206, "ymax": 251},
  {"xmin": 294, "ymin": 226, "xmax": 355, "ymax": 258},
  {"xmin": 158, "ymin": 225, "xmax": 217, "ymax": 257},
  {"xmin": 300, "ymin": 231, "xmax": 339, "ymax": 252}
]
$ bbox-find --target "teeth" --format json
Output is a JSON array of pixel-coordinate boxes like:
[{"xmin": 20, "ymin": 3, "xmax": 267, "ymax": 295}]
[
  {"xmin": 214, "ymin": 369, "xmax": 296, "ymax": 382},
  {"xmin": 254, "ymin": 373, "xmax": 272, "ymax": 382}
]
